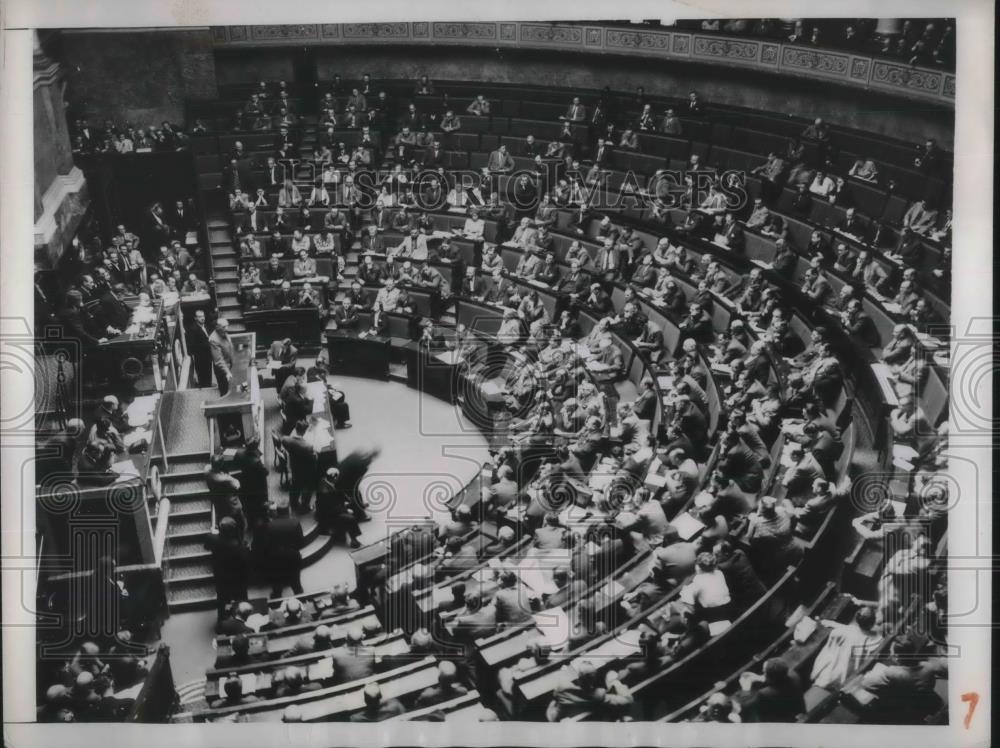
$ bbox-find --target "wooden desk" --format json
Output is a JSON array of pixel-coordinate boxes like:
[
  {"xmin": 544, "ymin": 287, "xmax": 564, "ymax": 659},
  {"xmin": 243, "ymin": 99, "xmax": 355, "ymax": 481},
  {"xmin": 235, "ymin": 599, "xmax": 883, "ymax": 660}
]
[{"xmin": 325, "ymin": 330, "xmax": 392, "ymax": 380}]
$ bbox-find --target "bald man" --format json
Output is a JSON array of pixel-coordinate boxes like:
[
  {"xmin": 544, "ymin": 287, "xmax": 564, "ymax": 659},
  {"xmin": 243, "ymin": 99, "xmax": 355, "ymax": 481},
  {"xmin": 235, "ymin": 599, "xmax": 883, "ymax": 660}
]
[
  {"xmin": 480, "ymin": 526, "xmax": 517, "ymax": 559},
  {"xmin": 330, "ymin": 627, "xmax": 375, "ymax": 683},
  {"xmin": 414, "ymin": 660, "xmax": 469, "ymax": 708},
  {"xmin": 350, "ymin": 683, "xmax": 405, "ymax": 722}
]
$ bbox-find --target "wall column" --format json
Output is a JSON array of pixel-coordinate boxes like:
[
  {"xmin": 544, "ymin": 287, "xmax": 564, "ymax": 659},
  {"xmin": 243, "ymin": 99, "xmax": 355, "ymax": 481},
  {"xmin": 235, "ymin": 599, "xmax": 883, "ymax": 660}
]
[{"xmin": 33, "ymin": 31, "xmax": 88, "ymax": 269}]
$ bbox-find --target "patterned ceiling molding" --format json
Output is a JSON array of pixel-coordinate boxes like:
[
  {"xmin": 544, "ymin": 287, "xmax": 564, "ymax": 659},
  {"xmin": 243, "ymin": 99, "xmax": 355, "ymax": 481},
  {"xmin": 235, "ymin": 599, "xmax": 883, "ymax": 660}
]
[{"xmin": 207, "ymin": 23, "xmax": 953, "ymax": 106}]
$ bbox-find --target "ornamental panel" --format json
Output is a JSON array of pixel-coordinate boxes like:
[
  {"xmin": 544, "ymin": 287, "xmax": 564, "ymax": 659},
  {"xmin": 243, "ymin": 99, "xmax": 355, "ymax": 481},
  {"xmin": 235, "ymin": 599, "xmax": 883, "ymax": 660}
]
[
  {"xmin": 341, "ymin": 23, "xmax": 410, "ymax": 38},
  {"xmin": 519, "ymin": 23, "xmax": 583, "ymax": 45},
  {"xmin": 780, "ymin": 47, "xmax": 849, "ymax": 76},
  {"xmin": 605, "ymin": 29, "xmax": 671, "ymax": 52},
  {"xmin": 250, "ymin": 25, "xmax": 319, "ymax": 41},
  {"xmin": 431, "ymin": 23, "xmax": 498, "ymax": 40},
  {"xmin": 692, "ymin": 36, "xmax": 760, "ymax": 61}
]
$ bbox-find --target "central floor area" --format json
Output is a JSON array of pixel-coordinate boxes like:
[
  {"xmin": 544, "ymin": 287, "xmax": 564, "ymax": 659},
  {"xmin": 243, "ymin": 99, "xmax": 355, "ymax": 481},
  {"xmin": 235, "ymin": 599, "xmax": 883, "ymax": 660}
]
[{"xmin": 164, "ymin": 374, "xmax": 491, "ymax": 688}]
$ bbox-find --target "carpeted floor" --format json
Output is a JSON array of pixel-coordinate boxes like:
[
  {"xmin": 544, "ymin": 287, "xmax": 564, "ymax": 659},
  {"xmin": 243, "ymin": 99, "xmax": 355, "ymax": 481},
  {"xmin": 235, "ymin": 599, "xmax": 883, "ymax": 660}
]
[{"xmin": 164, "ymin": 375, "xmax": 490, "ymax": 688}]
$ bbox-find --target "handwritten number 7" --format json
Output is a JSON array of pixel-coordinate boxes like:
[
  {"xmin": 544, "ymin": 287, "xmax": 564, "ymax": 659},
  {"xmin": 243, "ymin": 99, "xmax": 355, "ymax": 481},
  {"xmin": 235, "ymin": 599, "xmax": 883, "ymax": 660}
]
[{"xmin": 961, "ymin": 691, "xmax": 978, "ymax": 729}]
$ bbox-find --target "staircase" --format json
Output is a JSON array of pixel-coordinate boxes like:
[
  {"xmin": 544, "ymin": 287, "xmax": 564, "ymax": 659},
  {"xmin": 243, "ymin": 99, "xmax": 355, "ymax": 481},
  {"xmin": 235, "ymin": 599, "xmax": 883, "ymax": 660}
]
[{"xmin": 153, "ymin": 391, "xmax": 337, "ymax": 613}]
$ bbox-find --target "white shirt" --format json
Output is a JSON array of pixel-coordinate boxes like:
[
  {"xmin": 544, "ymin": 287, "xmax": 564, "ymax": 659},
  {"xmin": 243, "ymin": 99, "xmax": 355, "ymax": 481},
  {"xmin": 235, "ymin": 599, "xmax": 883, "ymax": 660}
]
[{"xmin": 680, "ymin": 569, "xmax": 731, "ymax": 609}]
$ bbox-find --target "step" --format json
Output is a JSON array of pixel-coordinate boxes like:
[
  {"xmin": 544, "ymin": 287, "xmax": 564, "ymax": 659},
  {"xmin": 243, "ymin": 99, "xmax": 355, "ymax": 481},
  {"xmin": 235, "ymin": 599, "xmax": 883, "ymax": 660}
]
[
  {"xmin": 207, "ymin": 219, "xmax": 229, "ymax": 229},
  {"xmin": 215, "ymin": 281, "xmax": 239, "ymax": 295},
  {"xmin": 165, "ymin": 555, "xmax": 213, "ymax": 582},
  {"xmin": 161, "ymin": 474, "xmax": 211, "ymax": 495},
  {"xmin": 209, "ymin": 228, "xmax": 231, "ymax": 242},
  {"xmin": 227, "ymin": 321, "xmax": 247, "ymax": 333},
  {"xmin": 214, "ymin": 258, "xmax": 237, "ymax": 270},
  {"xmin": 166, "ymin": 578, "xmax": 219, "ymax": 612},
  {"xmin": 300, "ymin": 532, "xmax": 334, "ymax": 565},
  {"xmin": 167, "ymin": 513, "xmax": 213, "ymax": 536},
  {"xmin": 168, "ymin": 495, "xmax": 213, "ymax": 515},
  {"xmin": 166, "ymin": 535, "xmax": 212, "ymax": 557},
  {"xmin": 163, "ymin": 454, "xmax": 211, "ymax": 473},
  {"xmin": 213, "ymin": 267, "xmax": 238, "ymax": 278}
]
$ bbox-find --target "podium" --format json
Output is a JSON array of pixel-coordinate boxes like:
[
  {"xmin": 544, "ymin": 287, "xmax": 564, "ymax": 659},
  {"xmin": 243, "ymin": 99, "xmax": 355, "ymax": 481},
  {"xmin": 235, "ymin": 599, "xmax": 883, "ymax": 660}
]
[{"xmin": 202, "ymin": 332, "xmax": 261, "ymax": 447}]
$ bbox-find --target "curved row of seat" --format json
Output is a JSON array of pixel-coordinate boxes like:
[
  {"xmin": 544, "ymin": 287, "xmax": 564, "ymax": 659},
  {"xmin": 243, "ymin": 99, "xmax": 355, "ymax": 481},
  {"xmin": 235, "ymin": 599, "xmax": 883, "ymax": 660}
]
[{"xmin": 183, "ymin": 79, "xmax": 950, "ymax": 721}]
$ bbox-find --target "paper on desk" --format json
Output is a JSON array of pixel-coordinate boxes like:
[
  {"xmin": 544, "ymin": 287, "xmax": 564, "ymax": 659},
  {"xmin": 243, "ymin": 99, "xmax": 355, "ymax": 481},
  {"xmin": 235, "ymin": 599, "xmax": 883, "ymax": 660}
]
[
  {"xmin": 645, "ymin": 471, "xmax": 667, "ymax": 488},
  {"xmin": 657, "ymin": 376, "xmax": 674, "ymax": 389},
  {"xmin": 532, "ymin": 607, "xmax": 569, "ymax": 651},
  {"xmin": 126, "ymin": 395, "xmax": 158, "ymax": 426},
  {"xmin": 239, "ymin": 673, "xmax": 258, "ymax": 694},
  {"xmin": 708, "ymin": 620, "xmax": 731, "ymax": 636},
  {"xmin": 307, "ymin": 657, "xmax": 334, "ymax": 681},
  {"xmin": 882, "ymin": 302, "xmax": 903, "ymax": 315},
  {"xmin": 309, "ymin": 420, "xmax": 334, "ymax": 451},
  {"xmin": 111, "ymin": 459, "xmax": 138, "ymax": 477},
  {"xmin": 670, "ymin": 511, "xmax": 706, "ymax": 541},
  {"xmin": 893, "ymin": 444, "xmax": 919, "ymax": 462}
]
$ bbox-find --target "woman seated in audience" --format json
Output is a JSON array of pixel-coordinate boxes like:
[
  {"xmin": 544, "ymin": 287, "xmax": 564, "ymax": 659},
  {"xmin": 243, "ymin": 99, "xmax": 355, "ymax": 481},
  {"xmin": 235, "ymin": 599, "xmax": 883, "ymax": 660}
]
[{"xmin": 848, "ymin": 157, "xmax": 880, "ymax": 183}]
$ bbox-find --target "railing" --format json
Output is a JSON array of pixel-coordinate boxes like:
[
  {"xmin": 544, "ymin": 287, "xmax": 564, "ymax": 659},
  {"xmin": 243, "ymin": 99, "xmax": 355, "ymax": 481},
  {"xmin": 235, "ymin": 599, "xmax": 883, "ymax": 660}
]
[{"xmin": 208, "ymin": 23, "xmax": 955, "ymax": 106}]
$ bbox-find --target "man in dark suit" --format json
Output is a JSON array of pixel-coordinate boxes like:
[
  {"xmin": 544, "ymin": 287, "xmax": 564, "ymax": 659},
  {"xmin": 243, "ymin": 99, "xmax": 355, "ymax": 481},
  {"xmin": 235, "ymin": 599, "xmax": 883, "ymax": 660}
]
[
  {"xmin": 187, "ymin": 309, "xmax": 214, "ymax": 388},
  {"xmin": 59, "ymin": 290, "xmax": 106, "ymax": 346},
  {"xmin": 209, "ymin": 318, "xmax": 235, "ymax": 395},
  {"xmin": 216, "ymin": 601, "xmax": 255, "ymax": 636},
  {"xmin": 422, "ymin": 141, "xmax": 445, "ymax": 169},
  {"xmin": 204, "ymin": 517, "xmax": 251, "ymax": 621},
  {"xmin": 458, "ymin": 266, "xmax": 486, "ymax": 299},
  {"xmin": 479, "ymin": 526, "xmax": 517, "ymax": 559},
  {"xmin": 545, "ymin": 567, "xmax": 588, "ymax": 610},
  {"xmin": 349, "ymin": 683, "xmax": 405, "ymax": 722},
  {"xmin": 36, "ymin": 419, "xmax": 85, "ymax": 485},
  {"xmin": 631, "ymin": 378, "xmax": 658, "ymax": 422},
  {"xmin": 451, "ymin": 591, "xmax": 497, "ymax": 644},
  {"xmin": 279, "ymin": 419, "xmax": 318, "ymax": 511},
  {"xmin": 259, "ymin": 504, "xmax": 305, "ymax": 597},
  {"xmin": 331, "ymin": 627, "xmax": 376, "ymax": 683},
  {"xmin": 315, "ymin": 467, "xmax": 362, "ymax": 547}
]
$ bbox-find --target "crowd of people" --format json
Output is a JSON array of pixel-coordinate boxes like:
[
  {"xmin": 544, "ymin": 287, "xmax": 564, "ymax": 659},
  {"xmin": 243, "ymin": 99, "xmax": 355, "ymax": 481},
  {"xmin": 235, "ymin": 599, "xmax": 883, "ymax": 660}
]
[
  {"xmin": 192, "ymin": 74, "xmax": 951, "ymax": 721},
  {"xmin": 669, "ymin": 18, "xmax": 955, "ymax": 68},
  {"xmin": 70, "ymin": 118, "xmax": 194, "ymax": 157},
  {"xmin": 42, "ymin": 67, "xmax": 952, "ymax": 724}
]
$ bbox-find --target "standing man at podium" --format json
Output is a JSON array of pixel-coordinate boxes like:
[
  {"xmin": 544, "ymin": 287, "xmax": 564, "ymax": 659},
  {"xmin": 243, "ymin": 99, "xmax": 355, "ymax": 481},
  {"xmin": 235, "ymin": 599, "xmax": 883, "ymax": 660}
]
[{"xmin": 209, "ymin": 318, "xmax": 235, "ymax": 395}]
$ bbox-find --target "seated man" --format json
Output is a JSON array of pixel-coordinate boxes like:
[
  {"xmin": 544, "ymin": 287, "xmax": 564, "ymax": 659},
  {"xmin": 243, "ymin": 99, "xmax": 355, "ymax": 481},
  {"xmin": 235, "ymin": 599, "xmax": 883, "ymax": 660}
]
[
  {"xmin": 413, "ymin": 661, "xmax": 469, "ymax": 709},
  {"xmin": 545, "ymin": 661, "xmax": 633, "ymax": 721},
  {"xmin": 349, "ymin": 683, "xmax": 405, "ymax": 722},
  {"xmin": 208, "ymin": 677, "xmax": 259, "ymax": 709},
  {"xmin": 293, "ymin": 250, "xmax": 316, "ymax": 279},
  {"xmin": 330, "ymin": 627, "xmax": 376, "ymax": 684}
]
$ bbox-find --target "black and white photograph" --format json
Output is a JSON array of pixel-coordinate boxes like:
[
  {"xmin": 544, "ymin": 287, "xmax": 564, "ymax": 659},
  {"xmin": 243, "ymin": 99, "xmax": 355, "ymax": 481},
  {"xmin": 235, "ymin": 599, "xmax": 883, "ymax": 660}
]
[{"xmin": 1, "ymin": 2, "xmax": 992, "ymax": 747}]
